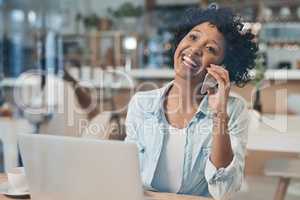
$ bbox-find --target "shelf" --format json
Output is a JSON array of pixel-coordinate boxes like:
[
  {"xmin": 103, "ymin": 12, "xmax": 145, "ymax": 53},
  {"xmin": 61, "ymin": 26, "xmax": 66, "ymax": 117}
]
[
  {"xmin": 264, "ymin": 69, "xmax": 300, "ymax": 80},
  {"xmin": 129, "ymin": 68, "xmax": 300, "ymax": 81},
  {"xmin": 2, "ymin": 69, "xmax": 300, "ymax": 89},
  {"xmin": 0, "ymin": 77, "xmax": 135, "ymax": 89}
]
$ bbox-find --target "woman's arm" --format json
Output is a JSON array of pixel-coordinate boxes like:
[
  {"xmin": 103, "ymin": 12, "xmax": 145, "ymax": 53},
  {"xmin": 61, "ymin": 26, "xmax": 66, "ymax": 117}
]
[
  {"xmin": 210, "ymin": 112, "xmax": 233, "ymax": 168},
  {"xmin": 204, "ymin": 101, "xmax": 248, "ymax": 200},
  {"xmin": 204, "ymin": 64, "xmax": 248, "ymax": 200},
  {"xmin": 206, "ymin": 64, "xmax": 233, "ymax": 168}
]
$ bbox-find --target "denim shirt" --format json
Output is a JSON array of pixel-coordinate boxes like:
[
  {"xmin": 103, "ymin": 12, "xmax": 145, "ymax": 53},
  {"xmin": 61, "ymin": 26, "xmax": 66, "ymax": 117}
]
[{"xmin": 125, "ymin": 82, "xmax": 249, "ymax": 200}]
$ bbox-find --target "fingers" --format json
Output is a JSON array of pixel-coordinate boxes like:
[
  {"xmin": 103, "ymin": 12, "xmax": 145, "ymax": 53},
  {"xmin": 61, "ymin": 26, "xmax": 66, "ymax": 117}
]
[
  {"xmin": 207, "ymin": 68, "xmax": 225, "ymax": 86},
  {"xmin": 209, "ymin": 64, "xmax": 230, "ymax": 83},
  {"xmin": 207, "ymin": 64, "xmax": 231, "ymax": 89}
]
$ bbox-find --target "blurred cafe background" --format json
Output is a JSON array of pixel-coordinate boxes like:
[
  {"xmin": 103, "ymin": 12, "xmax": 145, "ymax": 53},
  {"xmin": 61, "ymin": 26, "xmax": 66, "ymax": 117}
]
[{"xmin": 1, "ymin": 0, "xmax": 300, "ymax": 199}]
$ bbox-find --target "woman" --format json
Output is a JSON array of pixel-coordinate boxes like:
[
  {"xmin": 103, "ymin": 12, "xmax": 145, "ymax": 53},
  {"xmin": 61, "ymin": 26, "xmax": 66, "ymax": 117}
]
[{"xmin": 125, "ymin": 6, "xmax": 257, "ymax": 200}]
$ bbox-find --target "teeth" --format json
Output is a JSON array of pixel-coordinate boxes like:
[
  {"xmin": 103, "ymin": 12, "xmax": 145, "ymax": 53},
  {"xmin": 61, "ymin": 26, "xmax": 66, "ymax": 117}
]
[
  {"xmin": 183, "ymin": 56, "xmax": 197, "ymax": 67},
  {"xmin": 183, "ymin": 60, "xmax": 197, "ymax": 70}
]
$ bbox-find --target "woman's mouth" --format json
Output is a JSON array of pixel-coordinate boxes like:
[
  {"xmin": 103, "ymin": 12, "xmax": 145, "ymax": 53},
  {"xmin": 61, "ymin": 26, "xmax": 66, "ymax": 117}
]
[{"xmin": 182, "ymin": 55, "xmax": 200, "ymax": 70}]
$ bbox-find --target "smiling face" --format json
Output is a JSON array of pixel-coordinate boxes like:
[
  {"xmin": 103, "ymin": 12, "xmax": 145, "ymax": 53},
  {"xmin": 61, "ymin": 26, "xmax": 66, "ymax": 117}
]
[{"xmin": 174, "ymin": 22, "xmax": 226, "ymax": 82}]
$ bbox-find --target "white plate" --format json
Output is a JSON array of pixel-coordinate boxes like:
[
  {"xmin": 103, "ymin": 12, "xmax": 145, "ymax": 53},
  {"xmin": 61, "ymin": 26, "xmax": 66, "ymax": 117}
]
[{"xmin": 0, "ymin": 182, "xmax": 30, "ymax": 197}]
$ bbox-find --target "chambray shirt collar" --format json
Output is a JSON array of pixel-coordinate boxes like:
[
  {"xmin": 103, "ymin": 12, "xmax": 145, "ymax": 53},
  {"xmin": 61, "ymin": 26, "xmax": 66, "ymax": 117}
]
[
  {"xmin": 151, "ymin": 81, "xmax": 173, "ymax": 117},
  {"xmin": 152, "ymin": 81, "xmax": 211, "ymax": 119}
]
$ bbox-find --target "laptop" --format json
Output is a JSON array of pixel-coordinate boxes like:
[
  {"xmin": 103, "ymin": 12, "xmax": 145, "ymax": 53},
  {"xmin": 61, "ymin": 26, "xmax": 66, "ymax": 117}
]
[{"xmin": 18, "ymin": 134, "xmax": 145, "ymax": 200}]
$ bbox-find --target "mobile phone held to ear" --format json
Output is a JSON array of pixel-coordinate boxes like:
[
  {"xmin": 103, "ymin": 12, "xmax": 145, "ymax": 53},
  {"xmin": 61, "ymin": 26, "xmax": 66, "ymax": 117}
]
[{"xmin": 200, "ymin": 65, "xmax": 226, "ymax": 95}]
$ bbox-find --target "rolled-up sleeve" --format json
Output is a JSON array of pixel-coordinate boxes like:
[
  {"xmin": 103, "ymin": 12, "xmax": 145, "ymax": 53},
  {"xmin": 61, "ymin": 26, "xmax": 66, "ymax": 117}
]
[{"xmin": 204, "ymin": 99, "xmax": 249, "ymax": 200}]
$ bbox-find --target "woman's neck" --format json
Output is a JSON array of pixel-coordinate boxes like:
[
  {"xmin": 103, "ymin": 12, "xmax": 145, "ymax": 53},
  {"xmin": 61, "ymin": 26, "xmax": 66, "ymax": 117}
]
[{"xmin": 169, "ymin": 76, "xmax": 204, "ymax": 113}]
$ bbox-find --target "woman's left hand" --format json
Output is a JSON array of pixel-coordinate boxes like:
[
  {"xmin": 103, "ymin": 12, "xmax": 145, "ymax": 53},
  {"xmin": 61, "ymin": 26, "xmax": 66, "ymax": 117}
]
[{"xmin": 206, "ymin": 64, "xmax": 231, "ymax": 113}]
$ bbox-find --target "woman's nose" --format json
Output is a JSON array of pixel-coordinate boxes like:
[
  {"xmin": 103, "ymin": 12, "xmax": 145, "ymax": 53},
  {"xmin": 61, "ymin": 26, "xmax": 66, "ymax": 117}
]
[{"xmin": 189, "ymin": 47, "xmax": 203, "ymax": 58}]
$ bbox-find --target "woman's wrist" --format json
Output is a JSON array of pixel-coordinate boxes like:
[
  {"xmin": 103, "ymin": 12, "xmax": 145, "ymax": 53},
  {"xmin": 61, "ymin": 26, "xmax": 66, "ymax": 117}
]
[
  {"xmin": 212, "ymin": 111, "xmax": 229, "ymax": 135},
  {"xmin": 213, "ymin": 97, "xmax": 228, "ymax": 113}
]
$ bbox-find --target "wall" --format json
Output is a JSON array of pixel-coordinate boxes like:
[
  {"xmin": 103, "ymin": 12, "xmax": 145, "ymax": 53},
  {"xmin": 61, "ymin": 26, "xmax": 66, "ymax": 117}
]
[
  {"xmin": 156, "ymin": 0, "xmax": 199, "ymax": 5},
  {"xmin": 60, "ymin": 0, "xmax": 144, "ymax": 34},
  {"xmin": 78, "ymin": 0, "xmax": 144, "ymax": 17}
]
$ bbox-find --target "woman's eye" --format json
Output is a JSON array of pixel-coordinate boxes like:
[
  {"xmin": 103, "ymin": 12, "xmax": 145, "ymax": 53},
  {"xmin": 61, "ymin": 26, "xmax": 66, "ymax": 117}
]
[
  {"xmin": 188, "ymin": 34, "xmax": 197, "ymax": 41},
  {"xmin": 207, "ymin": 46, "xmax": 216, "ymax": 54}
]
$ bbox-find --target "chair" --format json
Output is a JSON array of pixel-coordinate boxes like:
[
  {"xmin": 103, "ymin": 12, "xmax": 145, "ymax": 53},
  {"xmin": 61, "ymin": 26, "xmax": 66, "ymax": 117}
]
[
  {"xmin": 264, "ymin": 159, "xmax": 300, "ymax": 200},
  {"xmin": 34, "ymin": 72, "xmax": 123, "ymax": 139},
  {"xmin": 81, "ymin": 111, "xmax": 112, "ymax": 139},
  {"xmin": 37, "ymin": 76, "xmax": 89, "ymax": 137},
  {"xmin": 13, "ymin": 73, "xmax": 83, "ymax": 137}
]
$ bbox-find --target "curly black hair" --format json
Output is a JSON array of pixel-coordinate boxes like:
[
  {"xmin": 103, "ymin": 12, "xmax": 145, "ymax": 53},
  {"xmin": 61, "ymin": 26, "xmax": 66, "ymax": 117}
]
[{"xmin": 173, "ymin": 6, "xmax": 258, "ymax": 87}]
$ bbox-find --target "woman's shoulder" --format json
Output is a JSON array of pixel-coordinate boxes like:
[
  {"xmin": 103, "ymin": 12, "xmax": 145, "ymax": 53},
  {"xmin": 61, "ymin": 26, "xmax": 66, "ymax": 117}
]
[{"xmin": 134, "ymin": 87, "xmax": 165, "ymax": 99}]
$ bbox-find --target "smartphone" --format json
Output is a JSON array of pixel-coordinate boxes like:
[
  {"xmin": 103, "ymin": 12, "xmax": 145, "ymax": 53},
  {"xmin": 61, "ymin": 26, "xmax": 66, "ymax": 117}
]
[{"xmin": 200, "ymin": 65, "xmax": 226, "ymax": 95}]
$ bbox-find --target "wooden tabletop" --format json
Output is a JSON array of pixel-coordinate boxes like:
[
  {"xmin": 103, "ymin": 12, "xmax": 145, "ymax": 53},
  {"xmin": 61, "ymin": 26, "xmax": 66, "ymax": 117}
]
[{"xmin": 0, "ymin": 174, "xmax": 211, "ymax": 200}]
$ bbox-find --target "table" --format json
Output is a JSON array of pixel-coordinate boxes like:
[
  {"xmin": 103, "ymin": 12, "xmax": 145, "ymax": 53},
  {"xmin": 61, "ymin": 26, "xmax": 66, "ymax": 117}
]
[
  {"xmin": 247, "ymin": 114, "xmax": 300, "ymax": 153},
  {"xmin": 247, "ymin": 114, "xmax": 300, "ymax": 200},
  {"xmin": 0, "ymin": 174, "xmax": 211, "ymax": 200}
]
